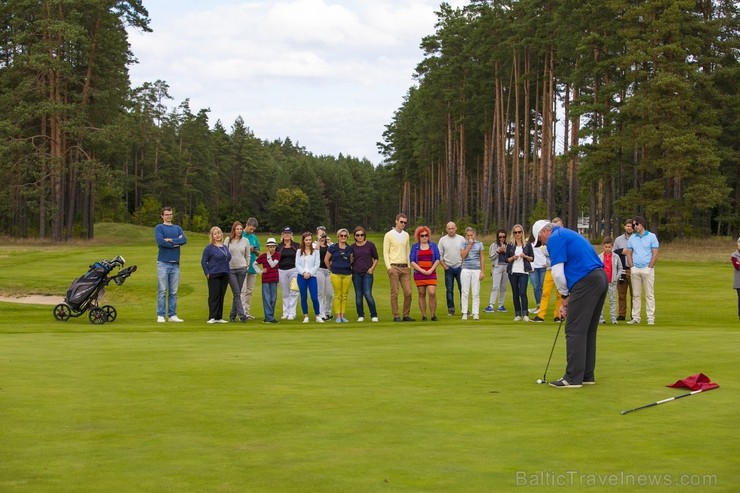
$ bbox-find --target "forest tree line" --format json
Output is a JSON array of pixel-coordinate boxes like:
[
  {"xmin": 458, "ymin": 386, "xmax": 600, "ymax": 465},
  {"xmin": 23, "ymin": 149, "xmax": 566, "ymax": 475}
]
[
  {"xmin": 0, "ymin": 1, "xmax": 397, "ymax": 240},
  {"xmin": 380, "ymin": 0, "xmax": 739, "ymax": 240},
  {"xmin": 1, "ymin": 0, "xmax": 738, "ymax": 241}
]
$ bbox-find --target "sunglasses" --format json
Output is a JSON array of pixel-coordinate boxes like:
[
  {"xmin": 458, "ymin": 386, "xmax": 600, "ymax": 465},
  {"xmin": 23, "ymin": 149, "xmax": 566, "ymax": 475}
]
[
  {"xmin": 514, "ymin": 230, "xmax": 523, "ymax": 234},
  {"xmin": 339, "ymin": 234, "xmax": 348, "ymax": 237},
  {"xmin": 498, "ymin": 235, "xmax": 506, "ymax": 239},
  {"xmin": 355, "ymin": 233, "xmax": 365, "ymax": 237},
  {"xmin": 420, "ymin": 234, "xmax": 428, "ymax": 238},
  {"xmin": 399, "ymin": 220, "xmax": 407, "ymax": 224}
]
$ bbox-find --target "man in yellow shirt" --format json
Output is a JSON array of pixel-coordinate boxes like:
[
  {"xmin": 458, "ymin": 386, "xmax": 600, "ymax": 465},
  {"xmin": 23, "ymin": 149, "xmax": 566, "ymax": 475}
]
[{"xmin": 383, "ymin": 213, "xmax": 414, "ymax": 322}]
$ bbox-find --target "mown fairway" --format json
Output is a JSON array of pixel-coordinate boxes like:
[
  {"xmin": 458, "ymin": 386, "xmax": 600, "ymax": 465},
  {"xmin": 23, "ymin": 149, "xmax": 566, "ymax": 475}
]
[{"xmin": 1, "ymin": 224, "xmax": 738, "ymax": 492}]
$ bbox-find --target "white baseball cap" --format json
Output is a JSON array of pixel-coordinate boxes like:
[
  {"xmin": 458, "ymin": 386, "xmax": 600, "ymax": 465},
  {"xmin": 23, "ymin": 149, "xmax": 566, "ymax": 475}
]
[{"xmin": 531, "ymin": 220, "xmax": 550, "ymax": 247}]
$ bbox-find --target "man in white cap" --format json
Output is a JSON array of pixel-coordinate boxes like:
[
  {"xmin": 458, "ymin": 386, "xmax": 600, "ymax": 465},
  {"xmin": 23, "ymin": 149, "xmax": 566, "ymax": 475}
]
[{"xmin": 532, "ymin": 220, "xmax": 608, "ymax": 388}]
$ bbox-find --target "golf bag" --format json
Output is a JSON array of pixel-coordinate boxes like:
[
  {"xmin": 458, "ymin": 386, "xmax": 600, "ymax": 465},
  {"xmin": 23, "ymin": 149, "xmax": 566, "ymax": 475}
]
[{"xmin": 53, "ymin": 255, "xmax": 137, "ymax": 324}]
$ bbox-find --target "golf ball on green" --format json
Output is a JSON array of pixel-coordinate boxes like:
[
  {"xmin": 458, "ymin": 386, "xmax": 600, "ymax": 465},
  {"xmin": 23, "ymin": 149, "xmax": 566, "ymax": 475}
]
[{"xmin": 536, "ymin": 379, "xmax": 543, "ymax": 384}]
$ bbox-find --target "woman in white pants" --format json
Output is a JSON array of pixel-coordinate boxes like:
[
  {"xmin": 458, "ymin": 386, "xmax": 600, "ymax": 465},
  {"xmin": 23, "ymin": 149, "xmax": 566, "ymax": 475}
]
[{"xmin": 460, "ymin": 227, "xmax": 485, "ymax": 320}]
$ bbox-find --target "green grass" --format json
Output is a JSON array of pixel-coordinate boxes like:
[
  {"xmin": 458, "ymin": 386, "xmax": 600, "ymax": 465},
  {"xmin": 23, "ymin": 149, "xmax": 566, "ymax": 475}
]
[{"xmin": 1, "ymin": 224, "xmax": 738, "ymax": 492}]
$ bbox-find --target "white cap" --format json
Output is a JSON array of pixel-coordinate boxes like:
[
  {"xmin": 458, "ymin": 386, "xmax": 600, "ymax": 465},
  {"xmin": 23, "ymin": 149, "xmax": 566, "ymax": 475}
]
[
  {"xmin": 266, "ymin": 237, "xmax": 277, "ymax": 246},
  {"xmin": 531, "ymin": 220, "xmax": 550, "ymax": 247}
]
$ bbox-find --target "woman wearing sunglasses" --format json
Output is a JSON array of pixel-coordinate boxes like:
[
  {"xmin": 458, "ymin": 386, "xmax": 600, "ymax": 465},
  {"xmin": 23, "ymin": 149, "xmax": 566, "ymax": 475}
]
[
  {"xmin": 315, "ymin": 227, "xmax": 334, "ymax": 321},
  {"xmin": 325, "ymin": 228, "xmax": 354, "ymax": 323},
  {"xmin": 410, "ymin": 226, "xmax": 441, "ymax": 321},
  {"xmin": 351, "ymin": 226, "xmax": 379, "ymax": 322},
  {"xmin": 506, "ymin": 224, "xmax": 534, "ymax": 321},
  {"xmin": 486, "ymin": 229, "xmax": 509, "ymax": 313}
]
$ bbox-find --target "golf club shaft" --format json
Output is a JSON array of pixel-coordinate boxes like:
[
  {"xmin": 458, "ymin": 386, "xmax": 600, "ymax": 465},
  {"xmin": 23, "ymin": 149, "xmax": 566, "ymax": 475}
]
[{"xmin": 542, "ymin": 318, "xmax": 564, "ymax": 382}]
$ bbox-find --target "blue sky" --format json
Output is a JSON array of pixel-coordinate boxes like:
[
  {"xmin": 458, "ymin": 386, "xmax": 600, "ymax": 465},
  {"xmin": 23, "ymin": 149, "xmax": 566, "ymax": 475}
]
[{"xmin": 127, "ymin": 0, "xmax": 467, "ymax": 164}]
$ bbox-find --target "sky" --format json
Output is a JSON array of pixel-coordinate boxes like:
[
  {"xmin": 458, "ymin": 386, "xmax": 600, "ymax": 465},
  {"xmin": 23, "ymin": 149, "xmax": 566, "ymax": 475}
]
[{"xmin": 126, "ymin": 0, "xmax": 467, "ymax": 165}]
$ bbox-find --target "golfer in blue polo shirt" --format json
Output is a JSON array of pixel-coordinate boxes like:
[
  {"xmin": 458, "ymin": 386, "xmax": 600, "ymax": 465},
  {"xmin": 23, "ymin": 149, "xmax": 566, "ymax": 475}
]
[{"xmin": 532, "ymin": 220, "xmax": 608, "ymax": 388}]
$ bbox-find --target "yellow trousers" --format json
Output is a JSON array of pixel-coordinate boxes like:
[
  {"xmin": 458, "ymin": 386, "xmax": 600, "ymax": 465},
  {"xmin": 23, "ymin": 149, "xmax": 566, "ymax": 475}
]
[
  {"xmin": 331, "ymin": 273, "xmax": 352, "ymax": 315},
  {"xmin": 537, "ymin": 270, "xmax": 562, "ymax": 319}
]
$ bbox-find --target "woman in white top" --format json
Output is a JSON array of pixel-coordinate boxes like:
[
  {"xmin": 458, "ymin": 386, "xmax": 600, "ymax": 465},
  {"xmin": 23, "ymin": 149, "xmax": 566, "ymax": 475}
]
[
  {"xmin": 296, "ymin": 231, "xmax": 324, "ymax": 323},
  {"xmin": 505, "ymin": 224, "xmax": 534, "ymax": 321}
]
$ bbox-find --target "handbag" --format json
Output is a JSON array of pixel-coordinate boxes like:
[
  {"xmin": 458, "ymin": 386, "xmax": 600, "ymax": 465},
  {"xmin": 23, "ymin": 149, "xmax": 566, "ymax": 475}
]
[{"xmin": 289, "ymin": 277, "xmax": 299, "ymax": 292}]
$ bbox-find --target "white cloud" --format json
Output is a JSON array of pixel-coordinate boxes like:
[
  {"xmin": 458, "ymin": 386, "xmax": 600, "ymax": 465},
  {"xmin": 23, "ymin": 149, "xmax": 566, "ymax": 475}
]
[{"xmin": 128, "ymin": 0, "xmax": 468, "ymax": 162}]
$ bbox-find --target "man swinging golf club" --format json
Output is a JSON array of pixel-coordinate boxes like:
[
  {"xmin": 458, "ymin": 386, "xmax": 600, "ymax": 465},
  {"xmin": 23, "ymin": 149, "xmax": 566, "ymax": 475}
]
[{"xmin": 533, "ymin": 220, "xmax": 608, "ymax": 388}]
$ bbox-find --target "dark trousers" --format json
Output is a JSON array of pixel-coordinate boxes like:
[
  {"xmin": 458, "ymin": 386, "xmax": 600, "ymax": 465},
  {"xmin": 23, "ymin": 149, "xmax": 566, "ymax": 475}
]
[
  {"xmin": 444, "ymin": 266, "xmax": 462, "ymax": 313},
  {"xmin": 207, "ymin": 273, "xmax": 229, "ymax": 320},
  {"xmin": 509, "ymin": 272, "xmax": 529, "ymax": 317},
  {"xmin": 563, "ymin": 269, "xmax": 608, "ymax": 384}
]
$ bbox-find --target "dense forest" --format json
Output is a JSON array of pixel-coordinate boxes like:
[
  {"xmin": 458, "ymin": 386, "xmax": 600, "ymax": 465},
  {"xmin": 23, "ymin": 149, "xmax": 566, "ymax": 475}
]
[
  {"xmin": 0, "ymin": 0, "xmax": 738, "ymax": 241},
  {"xmin": 381, "ymin": 0, "xmax": 739, "ymax": 239}
]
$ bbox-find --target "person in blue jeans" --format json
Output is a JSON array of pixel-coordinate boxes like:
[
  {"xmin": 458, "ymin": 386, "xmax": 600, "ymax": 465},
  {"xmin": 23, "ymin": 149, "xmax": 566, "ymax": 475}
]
[
  {"xmin": 506, "ymin": 224, "xmax": 534, "ymax": 321},
  {"xmin": 154, "ymin": 206, "xmax": 187, "ymax": 323},
  {"xmin": 295, "ymin": 231, "xmax": 324, "ymax": 324},
  {"xmin": 254, "ymin": 238, "xmax": 281, "ymax": 323},
  {"xmin": 351, "ymin": 226, "xmax": 379, "ymax": 322}
]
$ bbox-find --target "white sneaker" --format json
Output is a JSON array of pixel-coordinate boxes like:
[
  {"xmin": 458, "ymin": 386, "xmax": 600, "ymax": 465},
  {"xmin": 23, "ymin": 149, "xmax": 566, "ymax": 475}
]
[
  {"xmin": 169, "ymin": 315, "xmax": 184, "ymax": 323},
  {"xmin": 523, "ymin": 316, "xmax": 531, "ymax": 322},
  {"xmin": 371, "ymin": 317, "xmax": 379, "ymax": 322},
  {"xmin": 207, "ymin": 319, "xmax": 217, "ymax": 324},
  {"xmin": 217, "ymin": 319, "xmax": 228, "ymax": 323},
  {"xmin": 513, "ymin": 316, "xmax": 522, "ymax": 321},
  {"xmin": 473, "ymin": 314, "xmax": 480, "ymax": 320},
  {"xmin": 303, "ymin": 316, "xmax": 309, "ymax": 323},
  {"xmin": 461, "ymin": 314, "xmax": 468, "ymax": 320},
  {"xmin": 647, "ymin": 320, "xmax": 655, "ymax": 325},
  {"xmin": 626, "ymin": 319, "xmax": 639, "ymax": 325},
  {"xmin": 281, "ymin": 314, "xmax": 288, "ymax": 320},
  {"xmin": 528, "ymin": 307, "xmax": 539, "ymax": 314},
  {"xmin": 287, "ymin": 315, "xmax": 295, "ymax": 321},
  {"xmin": 157, "ymin": 316, "xmax": 166, "ymax": 323},
  {"xmin": 315, "ymin": 316, "xmax": 324, "ymax": 323},
  {"xmin": 357, "ymin": 317, "xmax": 364, "ymax": 322}
]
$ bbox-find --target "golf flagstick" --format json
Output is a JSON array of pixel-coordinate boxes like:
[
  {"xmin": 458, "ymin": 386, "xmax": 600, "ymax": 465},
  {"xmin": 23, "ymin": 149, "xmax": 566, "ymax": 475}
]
[{"xmin": 620, "ymin": 387, "xmax": 716, "ymax": 415}]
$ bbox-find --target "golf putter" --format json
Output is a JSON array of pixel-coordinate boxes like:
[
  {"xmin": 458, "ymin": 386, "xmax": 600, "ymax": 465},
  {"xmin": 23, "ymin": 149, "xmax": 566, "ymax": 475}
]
[{"xmin": 537, "ymin": 317, "xmax": 564, "ymax": 384}]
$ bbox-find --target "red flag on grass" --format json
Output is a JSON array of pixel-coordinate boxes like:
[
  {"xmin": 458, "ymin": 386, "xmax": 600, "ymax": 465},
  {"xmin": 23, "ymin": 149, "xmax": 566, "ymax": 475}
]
[{"xmin": 667, "ymin": 373, "xmax": 719, "ymax": 391}]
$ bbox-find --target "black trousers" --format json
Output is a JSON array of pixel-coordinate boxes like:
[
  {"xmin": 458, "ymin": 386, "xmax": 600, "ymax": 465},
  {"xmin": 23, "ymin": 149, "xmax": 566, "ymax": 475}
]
[
  {"xmin": 563, "ymin": 269, "xmax": 608, "ymax": 384},
  {"xmin": 207, "ymin": 273, "xmax": 229, "ymax": 320}
]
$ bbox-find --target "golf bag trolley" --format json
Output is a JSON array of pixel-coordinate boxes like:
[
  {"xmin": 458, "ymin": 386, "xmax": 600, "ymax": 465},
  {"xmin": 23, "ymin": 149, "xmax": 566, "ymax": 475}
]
[{"xmin": 52, "ymin": 255, "xmax": 137, "ymax": 324}]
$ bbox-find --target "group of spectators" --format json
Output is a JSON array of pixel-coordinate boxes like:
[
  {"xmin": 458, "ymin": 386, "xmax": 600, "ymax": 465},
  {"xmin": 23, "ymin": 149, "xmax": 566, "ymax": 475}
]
[
  {"xmin": 154, "ymin": 207, "xmax": 671, "ymax": 389},
  {"xmin": 154, "ymin": 207, "xmax": 662, "ymax": 332}
]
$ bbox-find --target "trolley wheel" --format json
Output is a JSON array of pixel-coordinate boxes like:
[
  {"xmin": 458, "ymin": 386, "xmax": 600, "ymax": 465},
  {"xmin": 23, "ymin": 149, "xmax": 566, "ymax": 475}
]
[
  {"xmin": 53, "ymin": 303, "xmax": 72, "ymax": 321},
  {"xmin": 101, "ymin": 305, "xmax": 117, "ymax": 323},
  {"xmin": 89, "ymin": 307, "xmax": 107, "ymax": 325}
]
